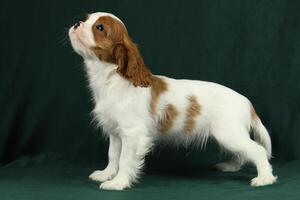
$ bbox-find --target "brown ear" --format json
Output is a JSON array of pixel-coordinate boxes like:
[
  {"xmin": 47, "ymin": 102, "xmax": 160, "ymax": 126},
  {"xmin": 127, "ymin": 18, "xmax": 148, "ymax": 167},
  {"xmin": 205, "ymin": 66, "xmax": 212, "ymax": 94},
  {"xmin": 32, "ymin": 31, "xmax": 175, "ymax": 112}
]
[{"xmin": 114, "ymin": 37, "xmax": 153, "ymax": 87}]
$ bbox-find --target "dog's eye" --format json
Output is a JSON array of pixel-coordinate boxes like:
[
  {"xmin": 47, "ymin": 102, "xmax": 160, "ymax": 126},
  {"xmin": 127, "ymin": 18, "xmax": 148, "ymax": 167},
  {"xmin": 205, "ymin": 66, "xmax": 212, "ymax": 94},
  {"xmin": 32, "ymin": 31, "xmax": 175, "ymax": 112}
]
[{"xmin": 96, "ymin": 24, "xmax": 104, "ymax": 32}]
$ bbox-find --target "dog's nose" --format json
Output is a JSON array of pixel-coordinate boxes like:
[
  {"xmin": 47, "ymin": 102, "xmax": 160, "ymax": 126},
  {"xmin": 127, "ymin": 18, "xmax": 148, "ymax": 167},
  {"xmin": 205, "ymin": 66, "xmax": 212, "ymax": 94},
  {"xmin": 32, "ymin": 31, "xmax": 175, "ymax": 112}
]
[{"xmin": 74, "ymin": 21, "xmax": 82, "ymax": 30}]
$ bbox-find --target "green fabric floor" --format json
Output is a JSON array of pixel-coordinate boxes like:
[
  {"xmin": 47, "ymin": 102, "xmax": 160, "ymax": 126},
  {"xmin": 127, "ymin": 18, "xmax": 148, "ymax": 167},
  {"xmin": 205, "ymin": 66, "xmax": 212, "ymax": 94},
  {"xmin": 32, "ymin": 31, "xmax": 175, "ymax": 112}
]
[{"xmin": 1, "ymin": 160, "xmax": 300, "ymax": 200}]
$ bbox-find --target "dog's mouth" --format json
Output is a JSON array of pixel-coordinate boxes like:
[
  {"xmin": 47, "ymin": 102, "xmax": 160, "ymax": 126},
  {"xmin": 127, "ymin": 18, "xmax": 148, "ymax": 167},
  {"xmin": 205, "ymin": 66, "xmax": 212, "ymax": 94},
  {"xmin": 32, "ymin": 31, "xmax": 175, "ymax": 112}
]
[{"xmin": 69, "ymin": 25, "xmax": 86, "ymax": 48}]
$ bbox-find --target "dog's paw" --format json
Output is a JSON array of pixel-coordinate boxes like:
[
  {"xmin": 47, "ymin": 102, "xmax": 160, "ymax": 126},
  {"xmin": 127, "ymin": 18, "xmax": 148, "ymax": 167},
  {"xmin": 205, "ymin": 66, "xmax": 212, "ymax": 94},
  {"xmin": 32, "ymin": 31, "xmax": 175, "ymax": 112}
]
[
  {"xmin": 214, "ymin": 162, "xmax": 241, "ymax": 172},
  {"xmin": 99, "ymin": 179, "xmax": 130, "ymax": 190},
  {"xmin": 250, "ymin": 175, "xmax": 277, "ymax": 187},
  {"xmin": 89, "ymin": 170, "xmax": 116, "ymax": 182}
]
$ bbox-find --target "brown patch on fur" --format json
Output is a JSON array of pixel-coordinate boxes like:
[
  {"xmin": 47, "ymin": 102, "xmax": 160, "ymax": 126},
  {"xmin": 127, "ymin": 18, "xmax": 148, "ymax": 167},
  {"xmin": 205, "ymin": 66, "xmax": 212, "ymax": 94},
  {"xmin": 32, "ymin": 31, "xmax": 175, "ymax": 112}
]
[
  {"xmin": 150, "ymin": 76, "xmax": 168, "ymax": 114},
  {"xmin": 158, "ymin": 104, "xmax": 179, "ymax": 133},
  {"xmin": 184, "ymin": 95, "xmax": 201, "ymax": 133},
  {"xmin": 91, "ymin": 16, "xmax": 153, "ymax": 87}
]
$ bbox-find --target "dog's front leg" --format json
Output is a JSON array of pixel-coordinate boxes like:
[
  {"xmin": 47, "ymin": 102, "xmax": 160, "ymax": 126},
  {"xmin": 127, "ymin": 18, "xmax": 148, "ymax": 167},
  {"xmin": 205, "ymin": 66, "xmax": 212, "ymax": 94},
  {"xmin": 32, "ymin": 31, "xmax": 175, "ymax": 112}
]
[
  {"xmin": 89, "ymin": 134, "xmax": 121, "ymax": 182},
  {"xmin": 99, "ymin": 127, "xmax": 152, "ymax": 190}
]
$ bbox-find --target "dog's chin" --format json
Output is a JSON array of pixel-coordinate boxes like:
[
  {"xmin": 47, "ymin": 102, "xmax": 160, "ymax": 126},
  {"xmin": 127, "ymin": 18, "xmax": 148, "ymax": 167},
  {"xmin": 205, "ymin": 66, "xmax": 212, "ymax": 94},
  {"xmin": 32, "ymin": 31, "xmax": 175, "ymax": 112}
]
[
  {"xmin": 68, "ymin": 29, "xmax": 86, "ymax": 57},
  {"xmin": 69, "ymin": 36, "xmax": 92, "ymax": 59}
]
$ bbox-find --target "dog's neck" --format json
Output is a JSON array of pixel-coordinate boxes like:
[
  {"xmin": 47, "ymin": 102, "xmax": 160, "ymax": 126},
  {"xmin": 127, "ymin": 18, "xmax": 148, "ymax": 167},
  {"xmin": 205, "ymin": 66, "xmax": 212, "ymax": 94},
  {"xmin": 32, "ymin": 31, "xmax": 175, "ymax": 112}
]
[
  {"xmin": 84, "ymin": 58, "xmax": 117, "ymax": 83},
  {"xmin": 84, "ymin": 57, "xmax": 131, "ymax": 102}
]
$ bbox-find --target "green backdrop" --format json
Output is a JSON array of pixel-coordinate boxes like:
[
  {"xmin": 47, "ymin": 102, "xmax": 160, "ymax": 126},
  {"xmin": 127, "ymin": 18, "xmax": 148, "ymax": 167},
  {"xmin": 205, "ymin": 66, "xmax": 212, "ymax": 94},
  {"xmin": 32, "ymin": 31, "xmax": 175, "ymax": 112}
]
[{"xmin": 1, "ymin": 0, "xmax": 300, "ymax": 199}]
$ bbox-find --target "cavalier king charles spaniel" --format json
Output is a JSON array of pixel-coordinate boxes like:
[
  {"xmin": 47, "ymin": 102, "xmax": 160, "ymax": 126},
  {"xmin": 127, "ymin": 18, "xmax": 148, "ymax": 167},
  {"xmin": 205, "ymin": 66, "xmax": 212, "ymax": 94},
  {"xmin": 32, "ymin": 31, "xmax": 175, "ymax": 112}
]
[{"xmin": 69, "ymin": 12, "xmax": 277, "ymax": 190}]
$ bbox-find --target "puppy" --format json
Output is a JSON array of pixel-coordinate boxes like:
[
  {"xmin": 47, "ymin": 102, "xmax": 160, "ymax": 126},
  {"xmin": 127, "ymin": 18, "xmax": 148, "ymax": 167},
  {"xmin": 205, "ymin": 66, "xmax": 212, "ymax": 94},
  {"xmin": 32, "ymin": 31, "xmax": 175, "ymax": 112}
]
[{"xmin": 69, "ymin": 12, "xmax": 277, "ymax": 190}]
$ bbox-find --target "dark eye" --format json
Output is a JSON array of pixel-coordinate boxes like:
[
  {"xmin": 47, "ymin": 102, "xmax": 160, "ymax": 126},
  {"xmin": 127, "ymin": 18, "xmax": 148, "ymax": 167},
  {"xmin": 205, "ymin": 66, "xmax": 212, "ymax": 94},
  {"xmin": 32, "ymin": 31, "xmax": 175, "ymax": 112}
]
[{"xmin": 96, "ymin": 24, "xmax": 104, "ymax": 31}]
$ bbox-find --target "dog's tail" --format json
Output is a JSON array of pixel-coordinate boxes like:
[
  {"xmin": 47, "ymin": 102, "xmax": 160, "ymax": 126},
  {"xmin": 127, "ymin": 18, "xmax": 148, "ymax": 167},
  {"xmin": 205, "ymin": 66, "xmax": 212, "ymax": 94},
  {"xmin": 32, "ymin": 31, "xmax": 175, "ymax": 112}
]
[{"xmin": 250, "ymin": 106, "xmax": 272, "ymax": 160}]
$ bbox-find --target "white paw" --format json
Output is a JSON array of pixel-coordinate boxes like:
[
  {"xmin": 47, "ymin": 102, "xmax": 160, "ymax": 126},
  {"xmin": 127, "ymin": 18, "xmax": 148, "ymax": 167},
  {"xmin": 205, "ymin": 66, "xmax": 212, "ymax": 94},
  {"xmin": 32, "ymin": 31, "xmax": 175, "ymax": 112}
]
[
  {"xmin": 89, "ymin": 170, "xmax": 116, "ymax": 182},
  {"xmin": 99, "ymin": 179, "xmax": 130, "ymax": 190},
  {"xmin": 214, "ymin": 162, "xmax": 241, "ymax": 172},
  {"xmin": 251, "ymin": 175, "xmax": 277, "ymax": 187}
]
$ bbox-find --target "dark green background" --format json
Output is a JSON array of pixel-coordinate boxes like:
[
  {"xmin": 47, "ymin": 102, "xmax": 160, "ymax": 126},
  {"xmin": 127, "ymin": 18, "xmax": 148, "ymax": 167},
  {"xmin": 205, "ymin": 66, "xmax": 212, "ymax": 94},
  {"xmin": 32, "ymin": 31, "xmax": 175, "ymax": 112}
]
[{"xmin": 1, "ymin": 0, "xmax": 300, "ymax": 199}]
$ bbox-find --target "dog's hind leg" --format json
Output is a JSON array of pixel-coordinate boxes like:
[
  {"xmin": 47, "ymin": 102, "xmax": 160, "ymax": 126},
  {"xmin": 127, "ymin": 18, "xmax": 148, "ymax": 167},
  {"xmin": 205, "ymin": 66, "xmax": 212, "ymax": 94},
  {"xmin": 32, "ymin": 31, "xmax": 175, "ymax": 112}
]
[{"xmin": 212, "ymin": 126, "xmax": 277, "ymax": 186}]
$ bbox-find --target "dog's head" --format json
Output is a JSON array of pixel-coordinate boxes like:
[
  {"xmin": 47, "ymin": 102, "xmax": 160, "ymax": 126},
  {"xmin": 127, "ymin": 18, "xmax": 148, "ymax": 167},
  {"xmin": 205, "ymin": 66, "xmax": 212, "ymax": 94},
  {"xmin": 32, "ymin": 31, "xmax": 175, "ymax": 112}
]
[{"xmin": 69, "ymin": 12, "xmax": 152, "ymax": 87}]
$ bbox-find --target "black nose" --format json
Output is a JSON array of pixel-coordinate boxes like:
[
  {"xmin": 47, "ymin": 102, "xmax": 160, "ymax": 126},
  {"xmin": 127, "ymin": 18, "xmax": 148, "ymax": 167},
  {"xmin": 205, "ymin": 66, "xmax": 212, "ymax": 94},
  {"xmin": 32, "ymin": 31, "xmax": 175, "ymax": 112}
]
[{"xmin": 74, "ymin": 21, "xmax": 82, "ymax": 29}]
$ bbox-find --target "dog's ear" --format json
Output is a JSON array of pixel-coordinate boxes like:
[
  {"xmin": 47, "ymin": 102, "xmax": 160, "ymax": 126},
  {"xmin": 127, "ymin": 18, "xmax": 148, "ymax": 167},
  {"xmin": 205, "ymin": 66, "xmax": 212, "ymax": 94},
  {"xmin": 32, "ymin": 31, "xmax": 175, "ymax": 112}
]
[
  {"xmin": 113, "ymin": 36, "xmax": 153, "ymax": 87},
  {"xmin": 113, "ymin": 44, "xmax": 128, "ymax": 77}
]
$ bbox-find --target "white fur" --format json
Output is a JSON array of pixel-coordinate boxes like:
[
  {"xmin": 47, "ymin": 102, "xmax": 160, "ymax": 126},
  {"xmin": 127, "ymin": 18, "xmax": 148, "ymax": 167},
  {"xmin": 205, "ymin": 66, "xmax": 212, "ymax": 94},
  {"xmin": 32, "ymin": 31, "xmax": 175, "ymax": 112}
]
[{"xmin": 69, "ymin": 12, "xmax": 277, "ymax": 190}]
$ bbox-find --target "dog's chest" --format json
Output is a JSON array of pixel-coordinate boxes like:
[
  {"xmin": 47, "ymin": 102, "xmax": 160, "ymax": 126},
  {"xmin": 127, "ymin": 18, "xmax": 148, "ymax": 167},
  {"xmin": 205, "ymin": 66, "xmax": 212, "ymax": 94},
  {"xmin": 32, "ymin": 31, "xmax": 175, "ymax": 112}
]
[
  {"xmin": 91, "ymin": 84, "xmax": 152, "ymax": 127},
  {"xmin": 92, "ymin": 88, "xmax": 127, "ymax": 123}
]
